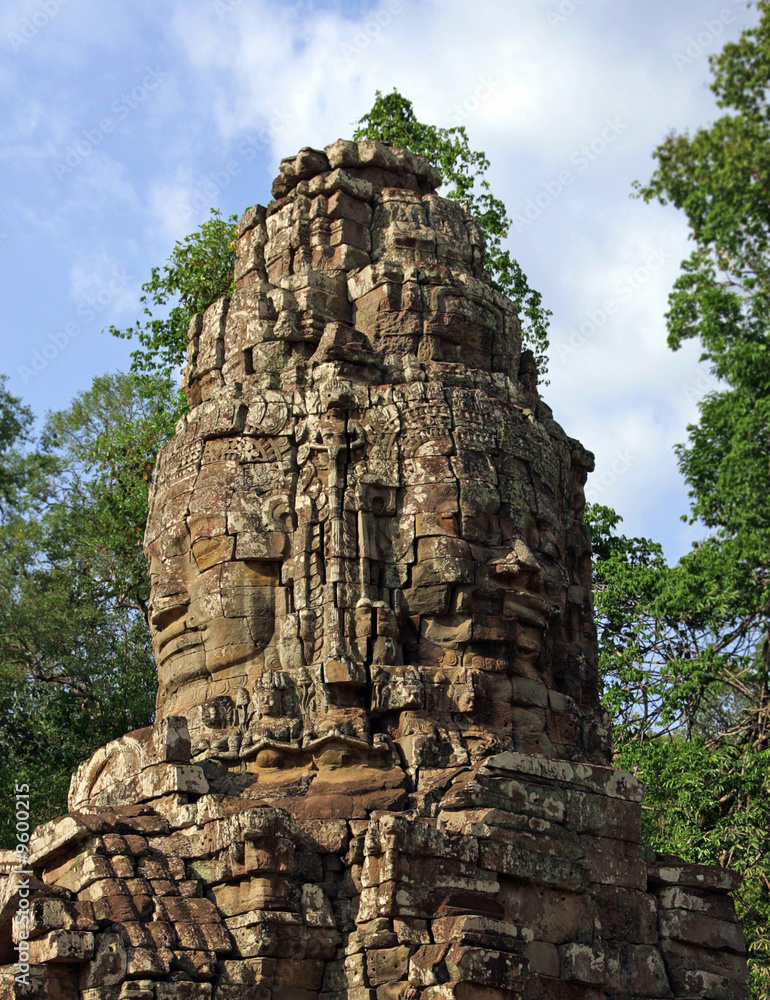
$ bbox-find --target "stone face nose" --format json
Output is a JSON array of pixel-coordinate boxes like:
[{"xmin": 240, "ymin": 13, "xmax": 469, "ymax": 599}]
[
  {"xmin": 490, "ymin": 539, "xmax": 543, "ymax": 582},
  {"xmin": 4, "ymin": 140, "xmax": 748, "ymax": 1000},
  {"xmin": 143, "ymin": 138, "xmax": 603, "ymax": 767}
]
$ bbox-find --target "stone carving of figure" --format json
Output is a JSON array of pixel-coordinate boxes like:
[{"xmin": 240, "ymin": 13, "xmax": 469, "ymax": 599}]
[
  {"xmin": 24, "ymin": 142, "xmax": 745, "ymax": 1000},
  {"xmin": 235, "ymin": 687, "xmax": 252, "ymax": 729},
  {"xmin": 144, "ymin": 139, "xmax": 606, "ymax": 774}
]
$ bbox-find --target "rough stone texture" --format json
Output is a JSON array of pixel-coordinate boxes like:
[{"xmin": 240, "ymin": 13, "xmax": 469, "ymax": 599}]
[{"xmin": 0, "ymin": 141, "xmax": 749, "ymax": 999}]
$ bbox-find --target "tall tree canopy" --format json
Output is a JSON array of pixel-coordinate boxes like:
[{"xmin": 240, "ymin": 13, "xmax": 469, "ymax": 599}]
[
  {"xmin": 634, "ymin": 2, "xmax": 770, "ymax": 671},
  {"xmin": 600, "ymin": 5, "xmax": 770, "ymax": 990},
  {"xmin": 0, "ymin": 373, "xmax": 177, "ymax": 843}
]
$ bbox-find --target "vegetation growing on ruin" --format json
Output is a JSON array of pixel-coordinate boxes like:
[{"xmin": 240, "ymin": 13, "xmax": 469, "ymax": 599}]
[{"xmin": 0, "ymin": 20, "xmax": 769, "ymax": 987}]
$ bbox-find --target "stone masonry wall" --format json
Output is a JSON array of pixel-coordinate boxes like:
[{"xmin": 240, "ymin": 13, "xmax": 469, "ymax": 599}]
[{"xmin": 0, "ymin": 140, "xmax": 750, "ymax": 1000}]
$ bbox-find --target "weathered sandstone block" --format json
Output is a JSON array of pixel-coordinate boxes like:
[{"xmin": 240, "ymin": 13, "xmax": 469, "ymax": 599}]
[{"xmin": 0, "ymin": 141, "xmax": 748, "ymax": 1000}]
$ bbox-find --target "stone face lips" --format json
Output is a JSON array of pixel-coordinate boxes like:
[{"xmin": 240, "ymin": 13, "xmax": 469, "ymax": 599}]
[
  {"xmin": 0, "ymin": 141, "xmax": 749, "ymax": 999},
  {"xmin": 145, "ymin": 136, "xmax": 606, "ymax": 783}
]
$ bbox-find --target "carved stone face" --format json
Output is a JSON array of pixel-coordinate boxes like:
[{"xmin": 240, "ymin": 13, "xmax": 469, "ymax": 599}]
[
  {"xmin": 145, "ymin": 140, "xmax": 602, "ymax": 768},
  {"xmin": 146, "ymin": 425, "xmax": 290, "ymax": 716},
  {"xmin": 146, "ymin": 377, "xmax": 595, "ymax": 763}
]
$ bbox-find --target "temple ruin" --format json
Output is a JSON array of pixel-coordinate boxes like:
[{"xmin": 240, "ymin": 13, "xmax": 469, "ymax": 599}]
[{"xmin": 0, "ymin": 140, "xmax": 750, "ymax": 1000}]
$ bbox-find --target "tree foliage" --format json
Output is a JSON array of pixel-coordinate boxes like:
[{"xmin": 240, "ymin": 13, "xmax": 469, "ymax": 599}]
[
  {"xmin": 0, "ymin": 373, "xmax": 178, "ymax": 844},
  {"xmin": 619, "ymin": 734, "xmax": 770, "ymax": 994},
  {"xmin": 0, "ymin": 376, "xmax": 51, "ymax": 518},
  {"xmin": 111, "ymin": 209, "xmax": 237, "ymax": 377},
  {"xmin": 353, "ymin": 89, "xmax": 551, "ymax": 376},
  {"xmin": 588, "ymin": 501, "xmax": 770, "ymax": 995},
  {"xmin": 588, "ymin": 504, "xmax": 766, "ymax": 745},
  {"xmin": 623, "ymin": 14, "xmax": 770, "ymax": 989},
  {"xmin": 42, "ymin": 373, "xmax": 182, "ymax": 618},
  {"xmin": 588, "ymin": 501, "xmax": 770, "ymax": 994},
  {"xmin": 634, "ymin": 1, "xmax": 770, "ymax": 653}
]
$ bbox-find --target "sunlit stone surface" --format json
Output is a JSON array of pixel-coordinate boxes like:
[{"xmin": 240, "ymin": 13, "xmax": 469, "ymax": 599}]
[{"xmin": 0, "ymin": 142, "xmax": 748, "ymax": 1000}]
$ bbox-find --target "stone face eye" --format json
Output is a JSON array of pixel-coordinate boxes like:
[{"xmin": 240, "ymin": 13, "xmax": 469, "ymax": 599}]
[
  {"xmin": 35, "ymin": 140, "xmax": 747, "ymax": 1000},
  {"xmin": 142, "ymin": 140, "xmax": 603, "ymax": 765}
]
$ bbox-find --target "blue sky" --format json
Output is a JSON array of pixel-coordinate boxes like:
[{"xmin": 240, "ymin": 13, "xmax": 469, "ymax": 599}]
[{"xmin": 0, "ymin": 0, "xmax": 756, "ymax": 560}]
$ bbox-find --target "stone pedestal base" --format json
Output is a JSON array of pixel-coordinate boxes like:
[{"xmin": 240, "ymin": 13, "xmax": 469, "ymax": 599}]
[{"xmin": 0, "ymin": 740, "xmax": 749, "ymax": 1000}]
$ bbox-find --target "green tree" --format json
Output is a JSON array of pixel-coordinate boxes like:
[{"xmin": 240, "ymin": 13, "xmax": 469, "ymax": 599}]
[
  {"xmin": 634, "ymin": 0, "xmax": 770, "ymax": 732},
  {"xmin": 354, "ymin": 89, "xmax": 551, "ymax": 376},
  {"xmin": 587, "ymin": 504, "xmax": 764, "ymax": 744},
  {"xmin": 111, "ymin": 209, "xmax": 237, "ymax": 377},
  {"xmin": 620, "ymin": 733, "xmax": 770, "ymax": 994},
  {"xmin": 0, "ymin": 373, "xmax": 178, "ymax": 844},
  {"xmin": 0, "ymin": 375, "xmax": 51, "ymax": 516},
  {"xmin": 625, "ymin": 7, "xmax": 770, "ymax": 990},
  {"xmin": 587, "ymin": 501, "xmax": 770, "ymax": 994},
  {"xmin": 42, "ymin": 372, "xmax": 181, "ymax": 619}
]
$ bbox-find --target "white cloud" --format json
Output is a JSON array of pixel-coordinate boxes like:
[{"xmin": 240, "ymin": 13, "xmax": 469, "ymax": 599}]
[
  {"xmin": 147, "ymin": 174, "xmax": 200, "ymax": 245},
  {"xmin": 0, "ymin": 0, "xmax": 755, "ymax": 562},
  {"xmin": 69, "ymin": 246, "xmax": 135, "ymax": 310},
  {"xmin": 167, "ymin": 0, "xmax": 735, "ymax": 171},
  {"xmin": 0, "ymin": 96, "xmax": 70, "ymax": 161},
  {"xmin": 160, "ymin": 0, "xmax": 751, "ymax": 560}
]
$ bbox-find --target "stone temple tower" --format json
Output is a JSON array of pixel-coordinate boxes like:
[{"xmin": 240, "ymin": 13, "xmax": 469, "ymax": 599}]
[{"xmin": 0, "ymin": 141, "xmax": 749, "ymax": 1000}]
